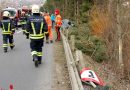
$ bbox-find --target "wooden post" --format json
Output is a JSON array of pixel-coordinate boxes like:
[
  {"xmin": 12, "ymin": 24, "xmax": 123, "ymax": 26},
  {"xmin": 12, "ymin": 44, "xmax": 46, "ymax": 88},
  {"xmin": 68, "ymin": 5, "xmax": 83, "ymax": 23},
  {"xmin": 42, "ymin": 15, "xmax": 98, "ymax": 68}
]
[
  {"xmin": 66, "ymin": 29, "xmax": 69, "ymax": 39},
  {"xmin": 70, "ymin": 35, "xmax": 75, "ymax": 51},
  {"xmin": 75, "ymin": 50, "xmax": 85, "ymax": 70}
]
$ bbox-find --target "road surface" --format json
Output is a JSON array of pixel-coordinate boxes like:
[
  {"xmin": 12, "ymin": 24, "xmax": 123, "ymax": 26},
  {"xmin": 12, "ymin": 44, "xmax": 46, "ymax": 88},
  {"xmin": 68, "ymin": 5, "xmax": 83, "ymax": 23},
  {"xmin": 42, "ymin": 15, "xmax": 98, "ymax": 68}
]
[{"xmin": 0, "ymin": 28, "xmax": 54, "ymax": 90}]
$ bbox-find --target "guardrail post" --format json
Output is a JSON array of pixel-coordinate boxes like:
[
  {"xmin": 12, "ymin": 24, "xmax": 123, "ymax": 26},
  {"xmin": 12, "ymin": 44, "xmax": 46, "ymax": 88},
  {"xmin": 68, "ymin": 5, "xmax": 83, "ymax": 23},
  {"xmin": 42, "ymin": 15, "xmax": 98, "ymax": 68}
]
[{"xmin": 70, "ymin": 35, "xmax": 75, "ymax": 52}]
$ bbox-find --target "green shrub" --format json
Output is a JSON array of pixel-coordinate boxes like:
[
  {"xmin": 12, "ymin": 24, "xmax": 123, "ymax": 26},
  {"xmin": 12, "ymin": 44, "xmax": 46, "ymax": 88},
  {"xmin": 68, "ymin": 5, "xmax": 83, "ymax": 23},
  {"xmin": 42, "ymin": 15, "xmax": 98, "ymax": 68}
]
[{"xmin": 70, "ymin": 26, "xmax": 107, "ymax": 62}]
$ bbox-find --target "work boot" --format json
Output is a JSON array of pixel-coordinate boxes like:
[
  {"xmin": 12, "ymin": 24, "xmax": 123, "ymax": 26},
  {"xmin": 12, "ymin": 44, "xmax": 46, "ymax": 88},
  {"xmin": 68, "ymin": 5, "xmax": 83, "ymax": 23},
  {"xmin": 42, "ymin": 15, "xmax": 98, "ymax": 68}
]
[
  {"xmin": 38, "ymin": 57, "xmax": 42, "ymax": 64},
  {"xmin": 38, "ymin": 60, "xmax": 41, "ymax": 64},
  {"xmin": 4, "ymin": 47, "xmax": 7, "ymax": 53},
  {"xmin": 33, "ymin": 54, "xmax": 38, "ymax": 61},
  {"xmin": 33, "ymin": 55, "xmax": 39, "ymax": 67},
  {"xmin": 4, "ymin": 49, "xmax": 7, "ymax": 53},
  {"xmin": 26, "ymin": 36, "xmax": 29, "ymax": 39},
  {"xmin": 46, "ymin": 40, "xmax": 49, "ymax": 44},
  {"xmin": 34, "ymin": 60, "xmax": 39, "ymax": 67},
  {"xmin": 50, "ymin": 40, "xmax": 53, "ymax": 43},
  {"xmin": 10, "ymin": 45, "xmax": 15, "ymax": 50},
  {"xmin": 55, "ymin": 39, "xmax": 58, "ymax": 42}
]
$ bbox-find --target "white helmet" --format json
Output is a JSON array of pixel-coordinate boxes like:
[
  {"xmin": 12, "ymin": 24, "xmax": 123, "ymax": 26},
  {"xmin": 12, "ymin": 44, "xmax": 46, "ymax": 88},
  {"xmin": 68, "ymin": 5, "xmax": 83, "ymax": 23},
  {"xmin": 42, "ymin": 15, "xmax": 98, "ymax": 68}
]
[
  {"xmin": 32, "ymin": 4, "xmax": 40, "ymax": 13},
  {"xmin": 3, "ymin": 11, "xmax": 10, "ymax": 17}
]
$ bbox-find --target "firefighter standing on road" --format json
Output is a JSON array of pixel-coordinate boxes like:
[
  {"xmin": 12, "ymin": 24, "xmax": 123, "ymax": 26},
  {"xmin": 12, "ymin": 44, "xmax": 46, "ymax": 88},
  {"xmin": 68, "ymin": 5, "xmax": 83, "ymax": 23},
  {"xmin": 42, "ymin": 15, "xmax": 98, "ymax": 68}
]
[
  {"xmin": 0, "ymin": 11, "xmax": 15, "ymax": 53},
  {"xmin": 44, "ymin": 11, "xmax": 53, "ymax": 43},
  {"xmin": 20, "ymin": 11, "xmax": 29, "ymax": 39},
  {"xmin": 20, "ymin": 11, "xmax": 27, "ymax": 34},
  {"xmin": 55, "ymin": 9, "xmax": 62, "ymax": 41},
  {"xmin": 26, "ymin": 4, "xmax": 48, "ymax": 67}
]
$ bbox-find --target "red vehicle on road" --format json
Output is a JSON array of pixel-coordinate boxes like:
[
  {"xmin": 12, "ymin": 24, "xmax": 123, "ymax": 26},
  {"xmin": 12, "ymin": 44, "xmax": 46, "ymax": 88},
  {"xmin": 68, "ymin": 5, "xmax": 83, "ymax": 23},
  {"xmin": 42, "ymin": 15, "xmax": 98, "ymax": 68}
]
[{"xmin": 1, "ymin": 6, "xmax": 31, "ymax": 26}]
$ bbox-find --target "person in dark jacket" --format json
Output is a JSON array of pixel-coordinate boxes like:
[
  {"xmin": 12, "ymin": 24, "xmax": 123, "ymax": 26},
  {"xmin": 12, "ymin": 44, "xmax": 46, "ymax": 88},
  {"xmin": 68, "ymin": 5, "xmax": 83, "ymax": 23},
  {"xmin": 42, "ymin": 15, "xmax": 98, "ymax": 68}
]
[
  {"xmin": 0, "ymin": 11, "xmax": 15, "ymax": 53},
  {"xmin": 20, "ymin": 11, "xmax": 29, "ymax": 38},
  {"xmin": 26, "ymin": 4, "xmax": 48, "ymax": 67}
]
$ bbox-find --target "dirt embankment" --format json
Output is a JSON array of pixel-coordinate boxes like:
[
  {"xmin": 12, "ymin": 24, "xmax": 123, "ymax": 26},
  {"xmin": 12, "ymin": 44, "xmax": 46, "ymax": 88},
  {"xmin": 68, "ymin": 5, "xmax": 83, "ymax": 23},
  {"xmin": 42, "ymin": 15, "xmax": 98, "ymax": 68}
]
[
  {"xmin": 52, "ymin": 41, "xmax": 71, "ymax": 90},
  {"xmin": 82, "ymin": 54, "xmax": 130, "ymax": 90}
]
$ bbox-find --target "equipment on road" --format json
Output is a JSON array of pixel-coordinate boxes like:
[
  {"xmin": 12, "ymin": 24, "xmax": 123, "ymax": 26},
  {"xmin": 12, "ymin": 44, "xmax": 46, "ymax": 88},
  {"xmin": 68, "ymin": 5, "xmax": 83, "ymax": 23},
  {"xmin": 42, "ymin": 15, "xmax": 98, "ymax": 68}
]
[
  {"xmin": 0, "ymin": 84, "xmax": 14, "ymax": 90},
  {"xmin": 80, "ymin": 68, "xmax": 105, "ymax": 87},
  {"xmin": 9, "ymin": 84, "xmax": 14, "ymax": 90}
]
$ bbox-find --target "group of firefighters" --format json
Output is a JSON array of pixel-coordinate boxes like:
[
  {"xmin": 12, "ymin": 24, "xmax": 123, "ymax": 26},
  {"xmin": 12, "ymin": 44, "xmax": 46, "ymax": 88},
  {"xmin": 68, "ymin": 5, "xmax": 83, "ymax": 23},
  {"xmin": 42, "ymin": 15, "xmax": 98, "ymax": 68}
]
[{"xmin": 0, "ymin": 4, "xmax": 62, "ymax": 67}]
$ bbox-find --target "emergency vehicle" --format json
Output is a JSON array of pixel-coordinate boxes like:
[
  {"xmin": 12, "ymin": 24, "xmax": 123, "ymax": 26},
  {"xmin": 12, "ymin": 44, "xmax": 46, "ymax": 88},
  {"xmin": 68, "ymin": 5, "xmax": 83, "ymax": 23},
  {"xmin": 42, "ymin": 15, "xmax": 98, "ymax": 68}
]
[
  {"xmin": 0, "ymin": 7, "xmax": 21, "ymax": 28},
  {"xmin": 17, "ymin": 6, "xmax": 31, "ymax": 26},
  {"xmin": 1, "ymin": 7, "xmax": 20, "ymax": 20},
  {"xmin": 1, "ymin": 6, "xmax": 31, "ymax": 26}
]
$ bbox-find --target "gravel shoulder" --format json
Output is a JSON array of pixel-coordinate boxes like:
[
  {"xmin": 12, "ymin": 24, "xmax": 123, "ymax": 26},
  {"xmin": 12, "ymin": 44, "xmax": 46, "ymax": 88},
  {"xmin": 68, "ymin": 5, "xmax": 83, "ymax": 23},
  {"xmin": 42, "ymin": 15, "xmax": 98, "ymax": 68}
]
[{"xmin": 52, "ymin": 40, "xmax": 71, "ymax": 90}]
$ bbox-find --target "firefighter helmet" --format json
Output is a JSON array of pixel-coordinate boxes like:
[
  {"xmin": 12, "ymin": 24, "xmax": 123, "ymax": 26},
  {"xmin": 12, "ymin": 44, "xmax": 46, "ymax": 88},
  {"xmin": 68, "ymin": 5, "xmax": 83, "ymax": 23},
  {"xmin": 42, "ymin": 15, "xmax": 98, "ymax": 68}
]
[
  {"xmin": 22, "ymin": 11, "xmax": 25, "ymax": 14},
  {"xmin": 55, "ymin": 9, "xmax": 60, "ymax": 15},
  {"xmin": 32, "ymin": 4, "xmax": 40, "ymax": 13},
  {"xmin": 21, "ymin": 11, "xmax": 25, "ymax": 16},
  {"xmin": 3, "ymin": 11, "xmax": 10, "ymax": 17}
]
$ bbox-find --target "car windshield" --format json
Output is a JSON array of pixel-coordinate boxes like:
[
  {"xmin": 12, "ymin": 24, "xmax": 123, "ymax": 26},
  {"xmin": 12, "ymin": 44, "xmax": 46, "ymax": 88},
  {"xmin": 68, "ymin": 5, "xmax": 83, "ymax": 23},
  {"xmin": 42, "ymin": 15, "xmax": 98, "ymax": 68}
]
[{"xmin": 8, "ymin": 10, "xmax": 16, "ymax": 17}]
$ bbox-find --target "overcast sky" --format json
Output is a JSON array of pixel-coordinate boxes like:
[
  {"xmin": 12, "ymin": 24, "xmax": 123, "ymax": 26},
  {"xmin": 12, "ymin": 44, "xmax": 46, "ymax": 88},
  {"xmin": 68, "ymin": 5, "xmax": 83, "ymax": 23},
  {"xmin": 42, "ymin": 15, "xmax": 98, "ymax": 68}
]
[{"xmin": 0, "ymin": 0, "xmax": 46, "ymax": 7}]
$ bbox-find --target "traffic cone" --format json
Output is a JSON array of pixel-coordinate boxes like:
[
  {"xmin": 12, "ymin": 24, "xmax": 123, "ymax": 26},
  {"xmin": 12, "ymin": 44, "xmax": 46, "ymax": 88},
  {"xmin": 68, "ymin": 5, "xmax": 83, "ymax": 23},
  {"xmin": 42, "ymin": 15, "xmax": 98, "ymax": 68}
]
[{"xmin": 9, "ymin": 84, "xmax": 14, "ymax": 90}]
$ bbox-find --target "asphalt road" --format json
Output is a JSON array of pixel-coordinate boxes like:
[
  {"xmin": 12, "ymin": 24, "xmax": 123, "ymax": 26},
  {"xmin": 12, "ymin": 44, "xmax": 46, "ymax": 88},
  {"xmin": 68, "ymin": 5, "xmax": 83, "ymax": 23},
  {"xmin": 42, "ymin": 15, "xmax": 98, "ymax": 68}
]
[{"xmin": 0, "ymin": 28, "xmax": 54, "ymax": 90}]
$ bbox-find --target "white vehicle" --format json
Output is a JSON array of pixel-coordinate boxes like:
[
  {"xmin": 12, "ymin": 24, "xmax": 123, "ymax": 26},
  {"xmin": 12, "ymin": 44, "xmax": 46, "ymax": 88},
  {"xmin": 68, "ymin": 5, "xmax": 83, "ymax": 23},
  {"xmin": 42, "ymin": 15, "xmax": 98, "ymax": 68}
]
[{"xmin": 2, "ymin": 7, "xmax": 17, "ymax": 19}]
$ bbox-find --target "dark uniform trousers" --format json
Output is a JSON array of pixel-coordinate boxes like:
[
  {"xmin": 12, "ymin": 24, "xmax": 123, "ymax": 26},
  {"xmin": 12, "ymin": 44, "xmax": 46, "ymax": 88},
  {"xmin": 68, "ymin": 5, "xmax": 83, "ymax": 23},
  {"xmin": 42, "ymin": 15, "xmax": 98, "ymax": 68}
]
[
  {"xmin": 20, "ymin": 17, "xmax": 28, "ymax": 38},
  {"xmin": 3, "ymin": 34, "xmax": 14, "ymax": 49},
  {"xmin": 55, "ymin": 26, "xmax": 61, "ymax": 41},
  {"xmin": 30, "ymin": 39, "xmax": 43, "ymax": 61},
  {"xmin": 45, "ymin": 32, "xmax": 49, "ymax": 42}
]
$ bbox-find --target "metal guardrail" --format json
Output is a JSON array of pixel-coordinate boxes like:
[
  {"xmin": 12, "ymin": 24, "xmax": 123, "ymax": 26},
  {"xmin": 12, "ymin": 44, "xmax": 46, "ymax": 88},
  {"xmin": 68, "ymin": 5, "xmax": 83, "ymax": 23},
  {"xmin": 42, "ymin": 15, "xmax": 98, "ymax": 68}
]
[{"xmin": 61, "ymin": 32, "xmax": 84, "ymax": 90}]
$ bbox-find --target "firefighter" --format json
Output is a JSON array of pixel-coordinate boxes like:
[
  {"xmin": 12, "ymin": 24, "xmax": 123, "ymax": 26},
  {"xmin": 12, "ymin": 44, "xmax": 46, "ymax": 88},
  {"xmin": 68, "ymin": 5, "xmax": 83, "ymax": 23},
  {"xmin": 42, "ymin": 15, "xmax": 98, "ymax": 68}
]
[
  {"xmin": 44, "ymin": 11, "xmax": 53, "ymax": 43},
  {"xmin": 26, "ymin": 4, "xmax": 48, "ymax": 67},
  {"xmin": 0, "ymin": 11, "xmax": 15, "ymax": 53},
  {"xmin": 20, "ymin": 11, "xmax": 29, "ymax": 39},
  {"xmin": 14, "ymin": 16, "xmax": 18, "ymax": 30},
  {"xmin": 55, "ymin": 9, "xmax": 62, "ymax": 41}
]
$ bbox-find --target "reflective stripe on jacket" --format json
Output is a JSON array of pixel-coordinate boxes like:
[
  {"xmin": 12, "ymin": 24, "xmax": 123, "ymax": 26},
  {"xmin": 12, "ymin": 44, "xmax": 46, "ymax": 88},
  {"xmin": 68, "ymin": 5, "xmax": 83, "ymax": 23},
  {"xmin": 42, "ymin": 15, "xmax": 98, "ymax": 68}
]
[
  {"xmin": 55, "ymin": 15, "xmax": 62, "ymax": 27},
  {"xmin": 30, "ymin": 22, "xmax": 44, "ymax": 39},
  {"xmin": 26, "ymin": 15, "xmax": 48, "ymax": 39},
  {"xmin": 1, "ymin": 19, "xmax": 15, "ymax": 34},
  {"xmin": 44, "ymin": 15, "xmax": 52, "ymax": 27}
]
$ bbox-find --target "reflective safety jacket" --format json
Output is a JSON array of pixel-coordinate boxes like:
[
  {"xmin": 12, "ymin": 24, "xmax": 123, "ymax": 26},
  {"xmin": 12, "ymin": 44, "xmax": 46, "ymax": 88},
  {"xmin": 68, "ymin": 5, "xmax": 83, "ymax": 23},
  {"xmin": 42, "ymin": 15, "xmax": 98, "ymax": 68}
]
[
  {"xmin": 55, "ymin": 14, "xmax": 62, "ymax": 27},
  {"xmin": 0, "ymin": 19, "xmax": 15, "ymax": 35},
  {"xmin": 26, "ymin": 15, "xmax": 48, "ymax": 39},
  {"xmin": 20, "ymin": 16, "xmax": 27, "ymax": 25},
  {"xmin": 44, "ymin": 14, "xmax": 52, "ymax": 29}
]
